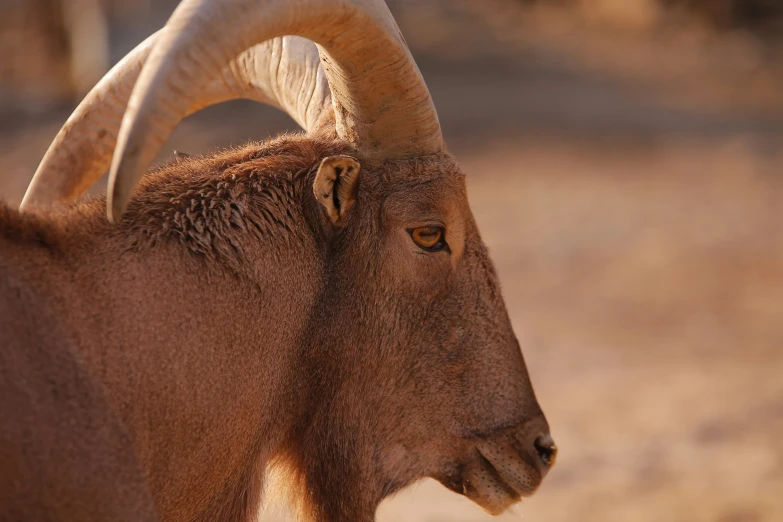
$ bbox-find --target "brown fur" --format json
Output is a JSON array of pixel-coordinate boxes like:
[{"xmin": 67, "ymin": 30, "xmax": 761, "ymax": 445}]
[{"xmin": 0, "ymin": 133, "xmax": 552, "ymax": 522}]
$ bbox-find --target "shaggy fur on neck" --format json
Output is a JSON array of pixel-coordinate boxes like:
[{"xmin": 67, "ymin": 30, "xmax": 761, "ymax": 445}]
[
  {"xmin": 2, "ymin": 135, "xmax": 353, "ymax": 270},
  {"xmin": 121, "ymin": 136, "xmax": 352, "ymax": 261}
]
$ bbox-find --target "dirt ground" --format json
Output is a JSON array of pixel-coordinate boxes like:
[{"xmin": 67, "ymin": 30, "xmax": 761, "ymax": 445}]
[{"xmin": 1, "ymin": 1, "xmax": 782, "ymax": 521}]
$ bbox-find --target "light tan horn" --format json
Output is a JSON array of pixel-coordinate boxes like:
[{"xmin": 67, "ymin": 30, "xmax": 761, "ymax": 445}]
[
  {"xmin": 21, "ymin": 32, "xmax": 330, "ymax": 210},
  {"xmin": 107, "ymin": 0, "xmax": 443, "ymax": 223}
]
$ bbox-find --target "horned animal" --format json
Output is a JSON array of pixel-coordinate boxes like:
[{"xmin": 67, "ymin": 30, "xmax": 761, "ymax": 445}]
[{"xmin": 0, "ymin": 1, "xmax": 556, "ymax": 521}]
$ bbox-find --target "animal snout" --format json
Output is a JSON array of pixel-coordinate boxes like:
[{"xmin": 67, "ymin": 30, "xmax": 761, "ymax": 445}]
[
  {"xmin": 458, "ymin": 421, "xmax": 557, "ymax": 514},
  {"xmin": 533, "ymin": 433, "xmax": 557, "ymax": 470}
]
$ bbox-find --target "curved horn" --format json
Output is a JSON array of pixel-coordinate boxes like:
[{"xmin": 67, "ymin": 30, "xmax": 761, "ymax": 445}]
[
  {"xmin": 21, "ymin": 32, "xmax": 330, "ymax": 210},
  {"xmin": 107, "ymin": 0, "xmax": 443, "ymax": 223}
]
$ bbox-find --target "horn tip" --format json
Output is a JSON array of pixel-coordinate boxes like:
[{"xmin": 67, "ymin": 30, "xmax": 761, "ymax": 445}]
[
  {"xmin": 107, "ymin": 195, "xmax": 125, "ymax": 225},
  {"xmin": 19, "ymin": 197, "xmax": 32, "ymax": 213},
  {"xmin": 106, "ymin": 178, "xmax": 127, "ymax": 225}
]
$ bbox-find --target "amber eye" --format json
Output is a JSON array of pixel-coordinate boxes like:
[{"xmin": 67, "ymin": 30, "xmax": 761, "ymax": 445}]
[{"xmin": 409, "ymin": 226, "xmax": 448, "ymax": 252}]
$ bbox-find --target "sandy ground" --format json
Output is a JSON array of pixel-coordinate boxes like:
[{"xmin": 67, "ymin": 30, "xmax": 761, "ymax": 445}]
[{"xmin": 1, "ymin": 2, "xmax": 782, "ymax": 521}]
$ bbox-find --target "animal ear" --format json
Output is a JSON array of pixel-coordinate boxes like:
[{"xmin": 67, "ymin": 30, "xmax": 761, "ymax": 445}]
[{"xmin": 313, "ymin": 155, "xmax": 361, "ymax": 225}]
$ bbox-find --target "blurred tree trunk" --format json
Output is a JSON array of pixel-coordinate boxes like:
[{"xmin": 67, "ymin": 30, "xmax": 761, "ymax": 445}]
[
  {"xmin": 61, "ymin": 0, "xmax": 109, "ymax": 95},
  {"xmin": 0, "ymin": 0, "xmax": 108, "ymax": 111}
]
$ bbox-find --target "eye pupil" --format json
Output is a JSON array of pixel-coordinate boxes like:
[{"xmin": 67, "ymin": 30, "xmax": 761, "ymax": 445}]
[{"xmin": 410, "ymin": 227, "xmax": 447, "ymax": 252}]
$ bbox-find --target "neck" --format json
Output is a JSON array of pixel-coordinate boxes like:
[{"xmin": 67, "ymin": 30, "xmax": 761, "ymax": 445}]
[{"xmin": 29, "ymin": 136, "xmax": 354, "ymax": 522}]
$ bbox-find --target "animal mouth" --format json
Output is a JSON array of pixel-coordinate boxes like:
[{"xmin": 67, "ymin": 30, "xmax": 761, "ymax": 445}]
[
  {"xmin": 439, "ymin": 444, "xmax": 543, "ymax": 516},
  {"xmin": 471, "ymin": 449, "xmax": 523, "ymax": 508}
]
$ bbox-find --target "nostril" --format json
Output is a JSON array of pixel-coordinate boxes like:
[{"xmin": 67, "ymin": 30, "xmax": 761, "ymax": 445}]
[{"xmin": 533, "ymin": 433, "xmax": 558, "ymax": 469}]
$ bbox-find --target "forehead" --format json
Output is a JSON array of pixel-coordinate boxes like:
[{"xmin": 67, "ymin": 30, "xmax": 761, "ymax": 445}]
[{"xmin": 377, "ymin": 156, "xmax": 468, "ymax": 220}]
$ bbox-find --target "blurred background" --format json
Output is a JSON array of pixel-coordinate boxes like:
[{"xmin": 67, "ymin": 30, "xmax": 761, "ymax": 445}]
[{"xmin": 1, "ymin": 1, "xmax": 782, "ymax": 521}]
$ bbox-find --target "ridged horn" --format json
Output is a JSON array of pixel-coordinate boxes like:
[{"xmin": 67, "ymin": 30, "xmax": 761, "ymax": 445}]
[
  {"xmin": 107, "ymin": 0, "xmax": 443, "ymax": 223},
  {"xmin": 21, "ymin": 32, "xmax": 330, "ymax": 210}
]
